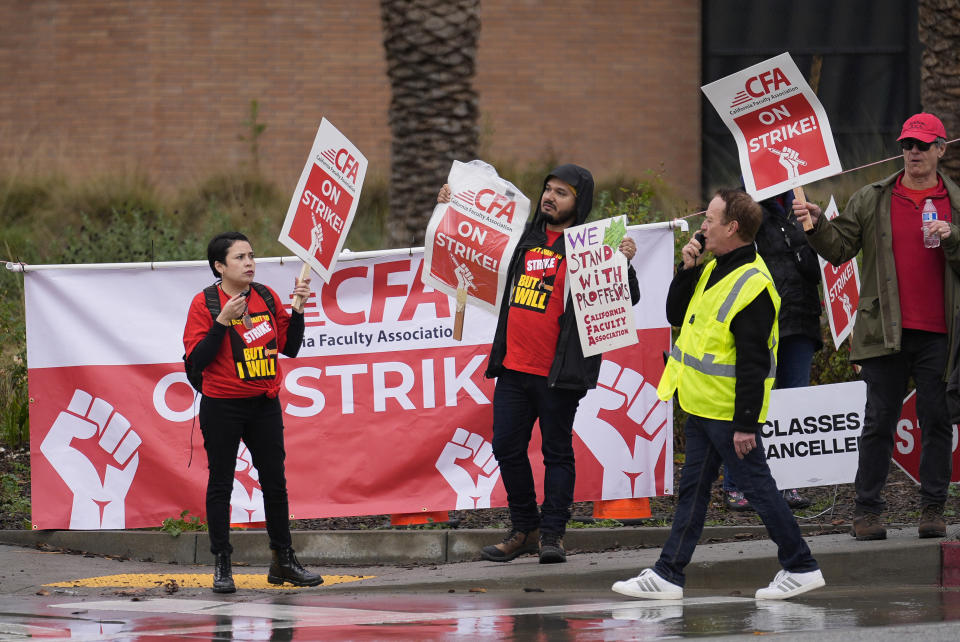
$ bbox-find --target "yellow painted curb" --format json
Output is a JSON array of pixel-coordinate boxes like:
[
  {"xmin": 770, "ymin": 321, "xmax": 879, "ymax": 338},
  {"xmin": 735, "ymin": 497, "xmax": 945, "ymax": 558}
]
[{"xmin": 46, "ymin": 573, "xmax": 374, "ymax": 590}]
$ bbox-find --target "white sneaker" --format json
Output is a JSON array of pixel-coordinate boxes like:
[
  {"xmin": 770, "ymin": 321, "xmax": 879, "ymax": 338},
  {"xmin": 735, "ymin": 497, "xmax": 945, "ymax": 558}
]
[
  {"xmin": 755, "ymin": 569, "xmax": 825, "ymax": 600},
  {"xmin": 612, "ymin": 568, "xmax": 683, "ymax": 600}
]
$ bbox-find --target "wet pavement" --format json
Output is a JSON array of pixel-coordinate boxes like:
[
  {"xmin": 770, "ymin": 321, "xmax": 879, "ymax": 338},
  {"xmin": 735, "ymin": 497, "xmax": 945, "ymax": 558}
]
[{"xmin": 1, "ymin": 586, "xmax": 960, "ymax": 639}]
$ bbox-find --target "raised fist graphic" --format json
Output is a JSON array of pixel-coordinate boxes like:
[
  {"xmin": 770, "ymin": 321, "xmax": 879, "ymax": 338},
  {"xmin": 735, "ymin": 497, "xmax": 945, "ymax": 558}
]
[
  {"xmin": 435, "ymin": 427, "xmax": 500, "ymax": 509},
  {"xmin": 770, "ymin": 145, "xmax": 806, "ymax": 180},
  {"xmin": 39, "ymin": 389, "xmax": 141, "ymax": 529},
  {"xmin": 230, "ymin": 442, "xmax": 265, "ymax": 523},
  {"xmin": 573, "ymin": 360, "xmax": 670, "ymax": 499},
  {"xmin": 452, "ymin": 258, "xmax": 478, "ymax": 292},
  {"xmin": 307, "ymin": 222, "xmax": 324, "ymax": 260}
]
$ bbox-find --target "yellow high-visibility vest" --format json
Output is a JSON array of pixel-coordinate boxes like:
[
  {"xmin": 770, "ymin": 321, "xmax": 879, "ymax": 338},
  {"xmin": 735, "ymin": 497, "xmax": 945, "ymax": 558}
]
[{"xmin": 656, "ymin": 255, "xmax": 781, "ymax": 422}]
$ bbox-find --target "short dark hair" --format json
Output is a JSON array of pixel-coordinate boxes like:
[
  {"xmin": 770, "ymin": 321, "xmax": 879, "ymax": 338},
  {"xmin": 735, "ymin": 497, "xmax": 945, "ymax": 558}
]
[
  {"xmin": 716, "ymin": 189, "xmax": 762, "ymax": 242},
  {"xmin": 207, "ymin": 231, "xmax": 250, "ymax": 278}
]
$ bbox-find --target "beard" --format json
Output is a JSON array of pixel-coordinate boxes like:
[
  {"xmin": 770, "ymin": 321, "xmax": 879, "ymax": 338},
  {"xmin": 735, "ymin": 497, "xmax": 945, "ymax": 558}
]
[{"xmin": 542, "ymin": 203, "xmax": 577, "ymax": 226}]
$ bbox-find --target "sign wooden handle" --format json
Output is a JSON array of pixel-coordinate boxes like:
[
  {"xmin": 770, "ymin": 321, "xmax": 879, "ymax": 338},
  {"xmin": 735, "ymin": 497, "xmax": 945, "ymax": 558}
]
[
  {"xmin": 292, "ymin": 263, "xmax": 311, "ymax": 311},
  {"xmin": 452, "ymin": 287, "xmax": 467, "ymax": 341},
  {"xmin": 793, "ymin": 186, "xmax": 813, "ymax": 231}
]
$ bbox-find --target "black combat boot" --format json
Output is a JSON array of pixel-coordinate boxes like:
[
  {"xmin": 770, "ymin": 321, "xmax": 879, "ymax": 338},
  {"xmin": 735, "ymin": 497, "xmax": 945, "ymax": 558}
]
[
  {"xmin": 267, "ymin": 548, "xmax": 324, "ymax": 587},
  {"xmin": 212, "ymin": 552, "xmax": 236, "ymax": 593}
]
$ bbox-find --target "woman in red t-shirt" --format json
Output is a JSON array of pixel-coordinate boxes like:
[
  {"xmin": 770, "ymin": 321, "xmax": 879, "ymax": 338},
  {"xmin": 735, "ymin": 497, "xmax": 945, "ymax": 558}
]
[{"xmin": 183, "ymin": 231, "xmax": 321, "ymax": 593}]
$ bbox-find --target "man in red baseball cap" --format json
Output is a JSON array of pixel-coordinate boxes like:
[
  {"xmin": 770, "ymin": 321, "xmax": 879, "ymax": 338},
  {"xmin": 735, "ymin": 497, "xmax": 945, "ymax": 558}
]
[{"xmin": 793, "ymin": 112, "xmax": 960, "ymax": 542}]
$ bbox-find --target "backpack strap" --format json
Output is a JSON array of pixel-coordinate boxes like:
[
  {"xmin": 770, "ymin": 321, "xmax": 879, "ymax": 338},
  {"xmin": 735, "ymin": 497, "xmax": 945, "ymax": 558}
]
[
  {"xmin": 202, "ymin": 284, "xmax": 221, "ymax": 320},
  {"xmin": 250, "ymin": 282, "xmax": 278, "ymax": 318}
]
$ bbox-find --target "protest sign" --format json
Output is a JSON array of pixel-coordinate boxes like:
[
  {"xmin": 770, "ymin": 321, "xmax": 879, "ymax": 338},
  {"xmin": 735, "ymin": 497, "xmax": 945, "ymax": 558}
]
[
  {"xmin": 422, "ymin": 160, "xmax": 530, "ymax": 315},
  {"xmin": 892, "ymin": 389, "xmax": 960, "ymax": 484},
  {"xmin": 23, "ymin": 225, "xmax": 672, "ymax": 529},
  {"xmin": 564, "ymin": 216, "xmax": 637, "ymax": 357},
  {"xmin": 278, "ymin": 118, "xmax": 367, "ymax": 284},
  {"xmin": 762, "ymin": 381, "xmax": 865, "ymax": 488},
  {"xmin": 701, "ymin": 52, "xmax": 842, "ymax": 202},
  {"xmin": 818, "ymin": 196, "xmax": 860, "ymax": 348}
]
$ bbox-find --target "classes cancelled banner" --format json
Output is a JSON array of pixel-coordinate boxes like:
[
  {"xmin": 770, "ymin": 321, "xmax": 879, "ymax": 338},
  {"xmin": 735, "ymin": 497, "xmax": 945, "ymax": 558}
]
[{"xmin": 25, "ymin": 227, "xmax": 675, "ymax": 530}]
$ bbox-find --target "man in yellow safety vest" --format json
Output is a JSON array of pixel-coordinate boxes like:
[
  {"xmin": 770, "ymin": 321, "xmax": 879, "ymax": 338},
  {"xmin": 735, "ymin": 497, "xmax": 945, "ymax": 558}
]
[{"xmin": 612, "ymin": 189, "xmax": 824, "ymax": 601}]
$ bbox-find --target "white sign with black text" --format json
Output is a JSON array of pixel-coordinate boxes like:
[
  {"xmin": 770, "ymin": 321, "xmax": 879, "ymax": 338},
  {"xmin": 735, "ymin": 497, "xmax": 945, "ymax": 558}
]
[{"xmin": 763, "ymin": 381, "xmax": 865, "ymax": 489}]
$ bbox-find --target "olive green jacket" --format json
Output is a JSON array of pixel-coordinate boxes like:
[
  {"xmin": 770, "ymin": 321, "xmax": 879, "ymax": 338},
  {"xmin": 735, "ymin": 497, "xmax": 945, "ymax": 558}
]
[{"xmin": 806, "ymin": 170, "xmax": 960, "ymax": 378}]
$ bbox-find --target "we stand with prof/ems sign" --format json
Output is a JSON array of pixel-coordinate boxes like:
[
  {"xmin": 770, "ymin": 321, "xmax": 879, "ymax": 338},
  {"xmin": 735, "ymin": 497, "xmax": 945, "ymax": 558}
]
[{"xmin": 278, "ymin": 118, "xmax": 368, "ymax": 285}]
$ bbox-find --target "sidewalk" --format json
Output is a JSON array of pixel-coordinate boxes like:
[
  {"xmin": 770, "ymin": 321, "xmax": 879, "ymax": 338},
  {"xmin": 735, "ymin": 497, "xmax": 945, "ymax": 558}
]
[{"xmin": 1, "ymin": 523, "xmax": 956, "ymax": 593}]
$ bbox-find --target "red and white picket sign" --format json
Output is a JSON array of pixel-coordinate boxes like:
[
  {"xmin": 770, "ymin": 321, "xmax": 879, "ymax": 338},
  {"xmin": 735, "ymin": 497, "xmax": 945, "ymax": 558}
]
[
  {"xmin": 702, "ymin": 52, "xmax": 842, "ymax": 202},
  {"xmin": 423, "ymin": 160, "xmax": 530, "ymax": 314},
  {"xmin": 818, "ymin": 196, "xmax": 861, "ymax": 348},
  {"xmin": 24, "ymin": 226, "xmax": 675, "ymax": 530},
  {"xmin": 892, "ymin": 389, "xmax": 960, "ymax": 484},
  {"xmin": 278, "ymin": 118, "xmax": 367, "ymax": 284}
]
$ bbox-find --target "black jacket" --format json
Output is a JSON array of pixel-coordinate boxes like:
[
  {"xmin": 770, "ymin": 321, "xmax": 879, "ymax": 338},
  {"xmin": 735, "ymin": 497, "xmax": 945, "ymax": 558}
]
[
  {"xmin": 753, "ymin": 192, "xmax": 822, "ymax": 347},
  {"xmin": 485, "ymin": 164, "xmax": 641, "ymax": 390}
]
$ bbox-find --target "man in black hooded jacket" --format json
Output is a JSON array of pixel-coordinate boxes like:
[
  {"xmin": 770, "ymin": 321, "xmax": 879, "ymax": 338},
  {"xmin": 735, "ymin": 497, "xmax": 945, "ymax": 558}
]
[{"xmin": 439, "ymin": 164, "xmax": 641, "ymax": 563}]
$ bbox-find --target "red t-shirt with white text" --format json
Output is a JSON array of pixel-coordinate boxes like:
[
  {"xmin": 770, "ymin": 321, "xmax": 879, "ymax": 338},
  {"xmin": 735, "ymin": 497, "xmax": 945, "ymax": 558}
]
[
  {"xmin": 503, "ymin": 230, "xmax": 567, "ymax": 376},
  {"xmin": 183, "ymin": 285, "xmax": 292, "ymax": 398}
]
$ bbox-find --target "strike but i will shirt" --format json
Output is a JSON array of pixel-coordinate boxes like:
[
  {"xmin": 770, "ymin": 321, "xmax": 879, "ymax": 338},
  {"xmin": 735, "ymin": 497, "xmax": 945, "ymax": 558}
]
[
  {"xmin": 502, "ymin": 229, "xmax": 567, "ymax": 376},
  {"xmin": 183, "ymin": 284, "xmax": 293, "ymax": 398}
]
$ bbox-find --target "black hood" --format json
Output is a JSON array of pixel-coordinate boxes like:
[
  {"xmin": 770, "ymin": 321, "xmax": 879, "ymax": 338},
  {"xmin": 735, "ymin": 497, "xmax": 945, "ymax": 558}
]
[{"xmin": 531, "ymin": 163, "xmax": 594, "ymax": 229}]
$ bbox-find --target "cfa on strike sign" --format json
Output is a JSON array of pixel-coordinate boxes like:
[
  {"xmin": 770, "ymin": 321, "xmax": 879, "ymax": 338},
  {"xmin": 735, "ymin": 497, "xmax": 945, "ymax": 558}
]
[
  {"xmin": 278, "ymin": 118, "xmax": 368, "ymax": 283},
  {"xmin": 702, "ymin": 52, "xmax": 842, "ymax": 202},
  {"xmin": 423, "ymin": 160, "xmax": 530, "ymax": 314}
]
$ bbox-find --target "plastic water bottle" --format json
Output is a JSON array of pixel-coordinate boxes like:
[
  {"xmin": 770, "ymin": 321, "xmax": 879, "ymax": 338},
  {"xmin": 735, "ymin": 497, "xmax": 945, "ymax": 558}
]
[{"xmin": 922, "ymin": 198, "xmax": 940, "ymax": 248}]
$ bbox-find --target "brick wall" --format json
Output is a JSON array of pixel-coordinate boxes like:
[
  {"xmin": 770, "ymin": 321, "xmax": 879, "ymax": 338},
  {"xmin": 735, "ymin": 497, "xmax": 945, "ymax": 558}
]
[{"xmin": 0, "ymin": 0, "xmax": 700, "ymax": 202}]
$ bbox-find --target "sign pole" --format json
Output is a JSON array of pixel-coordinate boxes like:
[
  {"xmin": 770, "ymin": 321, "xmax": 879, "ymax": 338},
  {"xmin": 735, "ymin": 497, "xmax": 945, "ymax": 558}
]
[
  {"xmin": 292, "ymin": 263, "xmax": 311, "ymax": 310},
  {"xmin": 793, "ymin": 186, "xmax": 813, "ymax": 231},
  {"xmin": 452, "ymin": 287, "xmax": 467, "ymax": 341}
]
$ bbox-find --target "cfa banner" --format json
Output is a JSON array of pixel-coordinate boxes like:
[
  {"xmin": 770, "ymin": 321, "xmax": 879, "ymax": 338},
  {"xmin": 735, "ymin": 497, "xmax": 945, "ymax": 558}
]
[
  {"xmin": 564, "ymin": 216, "xmax": 638, "ymax": 357},
  {"xmin": 701, "ymin": 52, "xmax": 842, "ymax": 202},
  {"xmin": 423, "ymin": 160, "xmax": 530, "ymax": 314},
  {"xmin": 818, "ymin": 196, "xmax": 860, "ymax": 349},
  {"xmin": 25, "ymin": 227, "xmax": 674, "ymax": 530},
  {"xmin": 278, "ymin": 118, "xmax": 368, "ymax": 283}
]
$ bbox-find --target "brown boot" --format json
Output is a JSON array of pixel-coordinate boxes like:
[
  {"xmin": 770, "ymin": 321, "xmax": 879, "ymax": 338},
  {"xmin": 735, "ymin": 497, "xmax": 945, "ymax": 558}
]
[
  {"xmin": 918, "ymin": 504, "xmax": 946, "ymax": 538},
  {"xmin": 480, "ymin": 528, "xmax": 539, "ymax": 562},
  {"xmin": 851, "ymin": 513, "xmax": 886, "ymax": 541}
]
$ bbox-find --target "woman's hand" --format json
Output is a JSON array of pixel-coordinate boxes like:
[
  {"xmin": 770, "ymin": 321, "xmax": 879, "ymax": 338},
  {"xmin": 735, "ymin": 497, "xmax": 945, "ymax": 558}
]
[{"xmin": 291, "ymin": 276, "xmax": 312, "ymax": 314}]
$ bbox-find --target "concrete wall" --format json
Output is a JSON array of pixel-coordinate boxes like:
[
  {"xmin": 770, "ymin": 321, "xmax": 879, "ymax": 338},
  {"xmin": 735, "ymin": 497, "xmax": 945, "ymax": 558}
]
[{"xmin": 0, "ymin": 0, "xmax": 700, "ymax": 201}]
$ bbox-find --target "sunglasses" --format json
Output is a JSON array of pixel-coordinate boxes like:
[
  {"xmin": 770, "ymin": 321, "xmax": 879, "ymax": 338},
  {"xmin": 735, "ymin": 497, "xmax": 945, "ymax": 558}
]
[{"xmin": 900, "ymin": 139, "xmax": 934, "ymax": 152}]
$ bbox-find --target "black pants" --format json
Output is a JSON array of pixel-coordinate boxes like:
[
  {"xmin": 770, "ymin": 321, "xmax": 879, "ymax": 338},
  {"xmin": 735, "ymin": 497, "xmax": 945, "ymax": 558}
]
[
  {"xmin": 199, "ymin": 395, "xmax": 292, "ymax": 555},
  {"xmin": 491, "ymin": 369, "xmax": 586, "ymax": 536},
  {"xmin": 856, "ymin": 329, "xmax": 952, "ymax": 513}
]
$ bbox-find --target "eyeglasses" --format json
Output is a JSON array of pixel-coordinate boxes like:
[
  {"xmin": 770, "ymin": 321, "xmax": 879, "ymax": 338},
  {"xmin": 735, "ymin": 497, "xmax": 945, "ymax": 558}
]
[{"xmin": 900, "ymin": 139, "xmax": 934, "ymax": 152}]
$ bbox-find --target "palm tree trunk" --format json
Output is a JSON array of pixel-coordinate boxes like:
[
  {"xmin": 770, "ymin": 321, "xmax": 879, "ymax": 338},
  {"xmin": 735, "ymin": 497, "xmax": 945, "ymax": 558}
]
[
  {"xmin": 380, "ymin": 0, "xmax": 480, "ymax": 248},
  {"xmin": 919, "ymin": 0, "xmax": 960, "ymax": 181}
]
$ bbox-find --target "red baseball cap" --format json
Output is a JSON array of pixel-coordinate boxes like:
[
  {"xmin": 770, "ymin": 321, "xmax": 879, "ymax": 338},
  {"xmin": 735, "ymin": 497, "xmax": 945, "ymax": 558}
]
[{"xmin": 898, "ymin": 113, "xmax": 947, "ymax": 143}]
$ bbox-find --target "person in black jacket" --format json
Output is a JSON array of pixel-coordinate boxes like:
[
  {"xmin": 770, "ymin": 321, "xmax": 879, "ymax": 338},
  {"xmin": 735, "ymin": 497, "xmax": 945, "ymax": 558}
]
[
  {"xmin": 722, "ymin": 190, "xmax": 822, "ymax": 511},
  {"xmin": 438, "ymin": 164, "xmax": 641, "ymax": 564}
]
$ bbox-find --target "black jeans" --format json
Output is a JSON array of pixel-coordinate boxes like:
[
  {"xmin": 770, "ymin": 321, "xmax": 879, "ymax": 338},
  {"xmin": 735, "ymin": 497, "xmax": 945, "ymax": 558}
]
[
  {"xmin": 856, "ymin": 329, "xmax": 952, "ymax": 513},
  {"xmin": 491, "ymin": 369, "xmax": 586, "ymax": 536},
  {"xmin": 654, "ymin": 414, "xmax": 818, "ymax": 587},
  {"xmin": 199, "ymin": 395, "xmax": 292, "ymax": 555}
]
